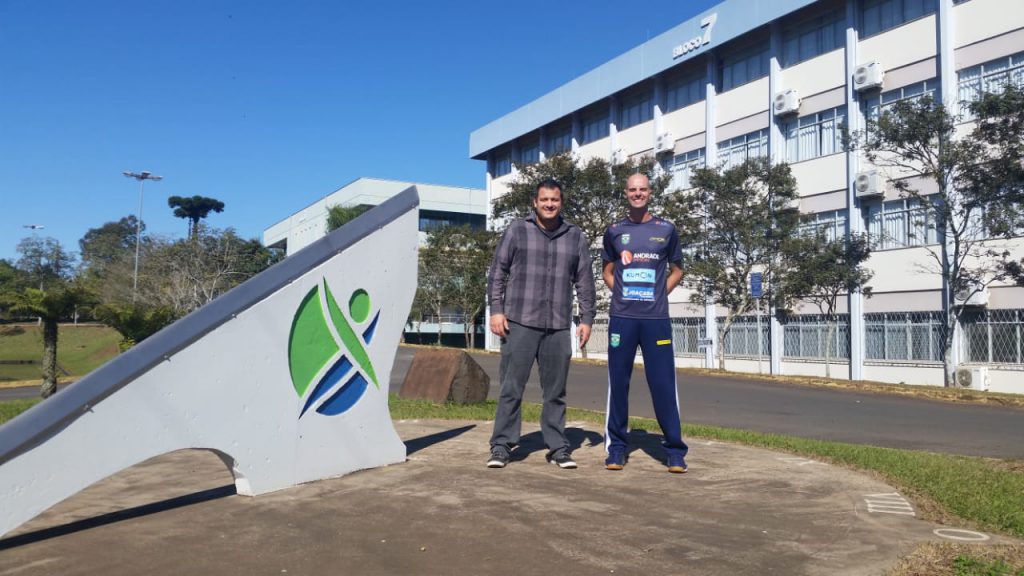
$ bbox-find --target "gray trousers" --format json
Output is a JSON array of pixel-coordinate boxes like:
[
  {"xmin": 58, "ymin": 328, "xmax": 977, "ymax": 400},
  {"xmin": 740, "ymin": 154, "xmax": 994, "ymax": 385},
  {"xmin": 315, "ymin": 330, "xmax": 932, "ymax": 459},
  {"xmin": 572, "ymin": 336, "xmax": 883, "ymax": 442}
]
[{"xmin": 489, "ymin": 321, "xmax": 572, "ymax": 458}]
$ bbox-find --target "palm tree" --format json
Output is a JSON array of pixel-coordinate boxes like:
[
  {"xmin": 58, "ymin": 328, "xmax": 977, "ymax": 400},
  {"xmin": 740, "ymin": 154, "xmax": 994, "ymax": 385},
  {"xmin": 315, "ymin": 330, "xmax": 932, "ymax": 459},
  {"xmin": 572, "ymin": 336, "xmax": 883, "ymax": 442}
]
[
  {"xmin": 167, "ymin": 196, "xmax": 226, "ymax": 238},
  {"xmin": 3, "ymin": 283, "xmax": 94, "ymax": 397}
]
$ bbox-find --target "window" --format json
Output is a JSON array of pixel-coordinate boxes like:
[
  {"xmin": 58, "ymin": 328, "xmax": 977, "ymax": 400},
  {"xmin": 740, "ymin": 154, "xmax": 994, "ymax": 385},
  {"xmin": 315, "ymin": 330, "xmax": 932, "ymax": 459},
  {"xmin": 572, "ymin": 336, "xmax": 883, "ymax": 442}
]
[
  {"xmin": 717, "ymin": 129, "xmax": 768, "ymax": 170},
  {"xmin": 964, "ymin": 309, "xmax": 1024, "ymax": 364},
  {"xmin": 418, "ymin": 210, "xmax": 485, "ymax": 232},
  {"xmin": 861, "ymin": 0, "xmax": 936, "ymax": 37},
  {"xmin": 581, "ymin": 112, "xmax": 609, "ymax": 144},
  {"xmin": 519, "ymin": 141, "xmax": 540, "ymax": 166},
  {"xmin": 619, "ymin": 92, "xmax": 652, "ymax": 129},
  {"xmin": 865, "ymin": 311, "xmax": 945, "ymax": 362},
  {"xmin": 545, "ymin": 127, "xmax": 572, "ymax": 156},
  {"xmin": 664, "ymin": 148, "xmax": 705, "ymax": 191},
  {"xmin": 865, "ymin": 197, "xmax": 937, "ymax": 249},
  {"xmin": 799, "ymin": 210, "xmax": 849, "ymax": 242},
  {"xmin": 719, "ymin": 41, "xmax": 769, "ymax": 91},
  {"xmin": 864, "ymin": 79, "xmax": 939, "ymax": 125},
  {"xmin": 958, "ymin": 52, "xmax": 1024, "ymax": 114},
  {"xmin": 666, "ymin": 73, "xmax": 704, "ymax": 112},
  {"xmin": 784, "ymin": 106, "xmax": 846, "ymax": 162},
  {"xmin": 493, "ymin": 153, "xmax": 511, "ymax": 178},
  {"xmin": 783, "ymin": 314, "xmax": 850, "ymax": 359},
  {"xmin": 781, "ymin": 9, "xmax": 845, "ymax": 67}
]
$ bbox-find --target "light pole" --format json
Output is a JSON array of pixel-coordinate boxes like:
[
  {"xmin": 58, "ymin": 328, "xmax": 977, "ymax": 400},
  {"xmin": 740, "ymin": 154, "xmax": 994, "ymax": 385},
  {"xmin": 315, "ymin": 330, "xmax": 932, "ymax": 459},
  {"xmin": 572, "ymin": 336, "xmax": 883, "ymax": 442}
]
[{"xmin": 123, "ymin": 170, "xmax": 162, "ymax": 300}]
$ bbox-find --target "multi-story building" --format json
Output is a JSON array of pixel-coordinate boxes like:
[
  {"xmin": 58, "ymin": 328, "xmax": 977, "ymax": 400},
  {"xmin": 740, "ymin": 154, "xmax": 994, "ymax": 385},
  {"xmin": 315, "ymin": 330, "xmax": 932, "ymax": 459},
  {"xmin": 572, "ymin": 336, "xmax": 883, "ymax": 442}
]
[
  {"xmin": 470, "ymin": 0, "xmax": 1024, "ymax": 393},
  {"xmin": 263, "ymin": 177, "xmax": 486, "ymax": 255}
]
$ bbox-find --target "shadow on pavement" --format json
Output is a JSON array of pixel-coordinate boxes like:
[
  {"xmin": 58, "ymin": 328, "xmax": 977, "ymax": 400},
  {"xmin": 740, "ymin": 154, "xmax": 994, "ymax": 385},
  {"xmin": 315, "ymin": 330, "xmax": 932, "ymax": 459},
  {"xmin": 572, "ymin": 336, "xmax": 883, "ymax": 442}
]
[
  {"xmin": 511, "ymin": 427, "xmax": 604, "ymax": 460},
  {"xmin": 405, "ymin": 424, "xmax": 476, "ymax": 456},
  {"xmin": 0, "ymin": 484, "xmax": 236, "ymax": 551}
]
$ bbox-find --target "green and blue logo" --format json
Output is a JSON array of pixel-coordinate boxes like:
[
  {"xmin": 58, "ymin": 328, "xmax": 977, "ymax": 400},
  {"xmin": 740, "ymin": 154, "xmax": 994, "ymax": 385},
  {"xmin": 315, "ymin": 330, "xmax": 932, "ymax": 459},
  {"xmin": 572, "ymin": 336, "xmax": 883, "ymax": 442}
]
[{"xmin": 288, "ymin": 279, "xmax": 379, "ymax": 418}]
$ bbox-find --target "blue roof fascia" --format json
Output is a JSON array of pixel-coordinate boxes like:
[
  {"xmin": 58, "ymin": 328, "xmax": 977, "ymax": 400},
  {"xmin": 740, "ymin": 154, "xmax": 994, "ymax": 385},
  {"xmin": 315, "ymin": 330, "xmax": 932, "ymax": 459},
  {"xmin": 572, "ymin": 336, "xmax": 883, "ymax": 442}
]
[{"xmin": 469, "ymin": 0, "xmax": 819, "ymax": 159}]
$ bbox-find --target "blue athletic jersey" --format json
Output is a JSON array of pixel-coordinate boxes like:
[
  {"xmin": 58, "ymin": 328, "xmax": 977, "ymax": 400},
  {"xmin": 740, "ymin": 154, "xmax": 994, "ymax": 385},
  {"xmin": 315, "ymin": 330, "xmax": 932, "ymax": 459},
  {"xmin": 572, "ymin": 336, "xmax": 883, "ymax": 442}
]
[{"xmin": 602, "ymin": 216, "xmax": 682, "ymax": 319}]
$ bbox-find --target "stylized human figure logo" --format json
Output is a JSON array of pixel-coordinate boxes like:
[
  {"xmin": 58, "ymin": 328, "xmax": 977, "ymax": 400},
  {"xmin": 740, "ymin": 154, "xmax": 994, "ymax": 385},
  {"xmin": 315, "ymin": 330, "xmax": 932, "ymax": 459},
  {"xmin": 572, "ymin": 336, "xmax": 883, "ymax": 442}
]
[{"xmin": 288, "ymin": 279, "xmax": 379, "ymax": 417}]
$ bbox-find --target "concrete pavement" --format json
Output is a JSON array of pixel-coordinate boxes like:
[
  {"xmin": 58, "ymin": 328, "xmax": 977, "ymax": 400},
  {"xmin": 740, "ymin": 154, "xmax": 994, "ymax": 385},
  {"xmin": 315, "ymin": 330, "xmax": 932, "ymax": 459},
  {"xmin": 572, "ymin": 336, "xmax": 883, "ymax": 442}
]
[{"xmin": 0, "ymin": 419, "xmax": 1013, "ymax": 575}]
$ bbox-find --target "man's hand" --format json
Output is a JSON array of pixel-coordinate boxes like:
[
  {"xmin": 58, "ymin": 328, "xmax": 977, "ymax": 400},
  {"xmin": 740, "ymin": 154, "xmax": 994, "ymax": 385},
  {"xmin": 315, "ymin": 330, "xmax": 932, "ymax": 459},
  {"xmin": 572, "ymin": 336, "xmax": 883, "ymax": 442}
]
[
  {"xmin": 577, "ymin": 323, "xmax": 592, "ymax": 348},
  {"xmin": 490, "ymin": 313, "xmax": 509, "ymax": 337}
]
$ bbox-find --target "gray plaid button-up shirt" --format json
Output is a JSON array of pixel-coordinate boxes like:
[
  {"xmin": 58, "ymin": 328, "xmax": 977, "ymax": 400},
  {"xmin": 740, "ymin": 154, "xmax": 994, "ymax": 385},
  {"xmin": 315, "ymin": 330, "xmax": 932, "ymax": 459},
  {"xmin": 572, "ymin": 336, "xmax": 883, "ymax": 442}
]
[{"xmin": 487, "ymin": 215, "xmax": 596, "ymax": 330}]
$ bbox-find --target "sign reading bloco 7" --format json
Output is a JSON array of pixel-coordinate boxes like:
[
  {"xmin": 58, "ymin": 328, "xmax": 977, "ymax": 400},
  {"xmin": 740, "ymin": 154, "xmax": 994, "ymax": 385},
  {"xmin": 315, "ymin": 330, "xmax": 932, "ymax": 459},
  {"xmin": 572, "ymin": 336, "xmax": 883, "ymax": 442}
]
[{"xmin": 0, "ymin": 187, "xmax": 420, "ymax": 538}]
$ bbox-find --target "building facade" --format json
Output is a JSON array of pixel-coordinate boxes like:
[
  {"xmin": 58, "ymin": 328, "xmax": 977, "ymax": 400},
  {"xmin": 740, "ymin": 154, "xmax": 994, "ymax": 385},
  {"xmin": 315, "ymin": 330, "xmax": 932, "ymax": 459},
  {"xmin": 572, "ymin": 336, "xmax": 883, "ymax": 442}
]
[{"xmin": 470, "ymin": 0, "xmax": 1024, "ymax": 393}]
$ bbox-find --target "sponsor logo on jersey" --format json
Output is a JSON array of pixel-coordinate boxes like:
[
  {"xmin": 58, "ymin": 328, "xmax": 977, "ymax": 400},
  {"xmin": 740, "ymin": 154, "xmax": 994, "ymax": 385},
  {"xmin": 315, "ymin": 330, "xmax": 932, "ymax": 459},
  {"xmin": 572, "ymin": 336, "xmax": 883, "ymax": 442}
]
[
  {"xmin": 629, "ymin": 252, "xmax": 661, "ymax": 263},
  {"xmin": 623, "ymin": 268, "xmax": 655, "ymax": 283},
  {"xmin": 650, "ymin": 236, "xmax": 666, "ymax": 243},
  {"xmin": 622, "ymin": 286, "xmax": 655, "ymax": 301}
]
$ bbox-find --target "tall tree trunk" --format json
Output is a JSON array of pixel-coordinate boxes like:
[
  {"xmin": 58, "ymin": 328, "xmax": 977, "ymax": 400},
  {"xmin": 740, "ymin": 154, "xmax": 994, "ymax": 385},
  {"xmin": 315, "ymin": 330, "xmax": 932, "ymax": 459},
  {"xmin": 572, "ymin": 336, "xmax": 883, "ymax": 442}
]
[
  {"xmin": 825, "ymin": 319, "xmax": 835, "ymax": 380},
  {"xmin": 40, "ymin": 318, "xmax": 59, "ymax": 398}
]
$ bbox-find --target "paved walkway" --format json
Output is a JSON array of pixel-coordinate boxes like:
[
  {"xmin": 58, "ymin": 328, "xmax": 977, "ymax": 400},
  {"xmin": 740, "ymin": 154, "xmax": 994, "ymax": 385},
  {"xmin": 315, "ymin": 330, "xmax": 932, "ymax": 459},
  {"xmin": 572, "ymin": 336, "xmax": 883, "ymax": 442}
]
[{"xmin": 0, "ymin": 420, "xmax": 1012, "ymax": 575}]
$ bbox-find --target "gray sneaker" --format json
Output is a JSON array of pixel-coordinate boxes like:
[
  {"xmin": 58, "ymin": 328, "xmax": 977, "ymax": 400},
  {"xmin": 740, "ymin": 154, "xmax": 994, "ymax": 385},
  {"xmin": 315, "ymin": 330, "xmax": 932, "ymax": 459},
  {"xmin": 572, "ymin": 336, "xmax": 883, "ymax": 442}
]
[
  {"xmin": 487, "ymin": 447, "xmax": 510, "ymax": 468},
  {"xmin": 548, "ymin": 452, "xmax": 578, "ymax": 469}
]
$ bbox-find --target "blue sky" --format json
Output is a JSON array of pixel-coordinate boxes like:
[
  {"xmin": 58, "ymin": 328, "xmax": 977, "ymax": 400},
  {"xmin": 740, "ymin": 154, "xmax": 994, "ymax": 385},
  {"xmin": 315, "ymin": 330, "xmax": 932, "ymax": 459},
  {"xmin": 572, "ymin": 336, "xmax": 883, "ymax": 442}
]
[{"xmin": 0, "ymin": 0, "xmax": 718, "ymax": 262}]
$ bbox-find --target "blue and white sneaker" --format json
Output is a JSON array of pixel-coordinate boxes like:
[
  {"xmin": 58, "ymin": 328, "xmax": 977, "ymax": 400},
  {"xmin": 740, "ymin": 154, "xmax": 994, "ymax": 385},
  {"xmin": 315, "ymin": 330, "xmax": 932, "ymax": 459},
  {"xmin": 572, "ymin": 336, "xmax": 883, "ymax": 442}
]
[
  {"xmin": 605, "ymin": 449, "xmax": 626, "ymax": 471},
  {"xmin": 667, "ymin": 454, "xmax": 688, "ymax": 474}
]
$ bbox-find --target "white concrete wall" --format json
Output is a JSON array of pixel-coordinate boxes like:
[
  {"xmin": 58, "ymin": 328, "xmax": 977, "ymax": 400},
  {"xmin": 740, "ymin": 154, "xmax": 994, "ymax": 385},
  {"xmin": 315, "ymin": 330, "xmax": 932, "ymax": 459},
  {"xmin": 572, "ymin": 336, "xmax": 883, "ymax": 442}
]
[
  {"xmin": 860, "ymin": 15, "xmax": 937, "ymax": 70},
  {"xmin": 955, "ymin": 0, "xmax": 1024, "ymax": 48}
]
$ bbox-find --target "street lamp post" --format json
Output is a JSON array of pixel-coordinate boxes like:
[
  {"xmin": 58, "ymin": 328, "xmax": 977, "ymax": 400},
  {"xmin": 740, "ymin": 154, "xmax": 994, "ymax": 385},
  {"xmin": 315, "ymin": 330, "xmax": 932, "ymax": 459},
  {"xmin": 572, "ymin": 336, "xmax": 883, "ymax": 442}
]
[{"xmin": 123, "ymin": 170, "xmax": 162, "ymax": 300}]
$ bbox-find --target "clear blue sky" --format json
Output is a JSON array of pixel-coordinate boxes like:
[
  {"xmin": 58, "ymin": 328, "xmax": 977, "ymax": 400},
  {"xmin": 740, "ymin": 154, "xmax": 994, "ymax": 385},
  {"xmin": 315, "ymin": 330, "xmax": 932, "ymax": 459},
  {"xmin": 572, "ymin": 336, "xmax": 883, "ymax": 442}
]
[{"xmin": 0, "ymin": 0, "xmax": 719, "ymax": 262}]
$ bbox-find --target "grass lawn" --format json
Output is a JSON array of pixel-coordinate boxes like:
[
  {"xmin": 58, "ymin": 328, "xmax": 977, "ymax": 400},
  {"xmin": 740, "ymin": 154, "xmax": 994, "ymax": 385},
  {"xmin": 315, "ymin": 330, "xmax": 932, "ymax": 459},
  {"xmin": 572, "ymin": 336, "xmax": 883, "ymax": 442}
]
[{"xmin": 0, "ymin": 324, "xmax": 120, "ymax": 382}]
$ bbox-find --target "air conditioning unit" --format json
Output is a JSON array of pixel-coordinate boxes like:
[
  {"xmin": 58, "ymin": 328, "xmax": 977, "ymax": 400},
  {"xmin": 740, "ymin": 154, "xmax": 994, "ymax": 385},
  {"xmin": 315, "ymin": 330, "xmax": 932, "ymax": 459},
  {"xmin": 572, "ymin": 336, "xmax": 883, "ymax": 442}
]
[
  {"xmin": 954, "ymin": 280, "xmax": 989, "ymax": 307},
  {"xmin": 853, "ymin": 61, "xmax": 885, "ymax": 92},
  {"xmin": 854, "ymin": 170, "xmax": 885, "ymax": 198},
  {"xmin": 654, "ymin": 131, "xmax": 675, "ymax": 155},
  {"xmin": 955, "ymin": 366, "xmax": 990, "ymax": 391},
  {"xmin": 611, "ymin": 147, "xmax": 627, "ymax": 165},
  {"xmin": 773, "ymin": 89, "xmax": 801, "ymax": 116}
]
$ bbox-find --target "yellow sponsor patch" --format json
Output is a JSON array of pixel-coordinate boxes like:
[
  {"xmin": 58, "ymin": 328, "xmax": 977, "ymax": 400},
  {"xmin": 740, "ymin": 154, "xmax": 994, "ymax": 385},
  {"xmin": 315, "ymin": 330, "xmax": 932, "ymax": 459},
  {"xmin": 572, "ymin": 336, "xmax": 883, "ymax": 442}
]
[{"xmin": 656, "ymin": 339, "xmax": 672, "ymax": 345}]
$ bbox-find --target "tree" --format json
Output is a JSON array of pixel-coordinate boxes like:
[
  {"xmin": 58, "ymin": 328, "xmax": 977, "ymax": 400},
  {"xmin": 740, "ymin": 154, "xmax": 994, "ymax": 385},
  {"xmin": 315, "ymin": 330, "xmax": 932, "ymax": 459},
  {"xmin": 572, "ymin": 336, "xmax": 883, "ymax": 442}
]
[
  {"xmin": 326, "ymin": 204, "xmax": 372, "ymax": 232},
  {"xmin": 15, "ymin": 236, "xmax": 75, "ymax": 291},
  {"xmin": 93, "ymin": 303, "xmax": 177, "ymax": 350},
  {"xmin": 663, "ymin": 157, "xmax": 801, "ymax": 370},
  {"xmin": 79, "ymin": 216, "xmax": 141, "ymax": 275},
  {"xmin": 854, "ymin": 84, "xmax": 1024, "ymax": 386},
  {"xmin": 2, "ymin": 238, "xmax": 93, "ymax": 398},
  {"xmin": 167, "ymin": 195, "xmax": 226, "ymax": 239},
  {"xmin": 416, "ymin": 225, "xmax": 497, "ymax": 348},
  {"xmin": 493, "ymin": 153, "xmax": 671, "ymax": 322},
  {"xmin": 779, "ymin": 231, "xmax": 874, "ymax": 378}
]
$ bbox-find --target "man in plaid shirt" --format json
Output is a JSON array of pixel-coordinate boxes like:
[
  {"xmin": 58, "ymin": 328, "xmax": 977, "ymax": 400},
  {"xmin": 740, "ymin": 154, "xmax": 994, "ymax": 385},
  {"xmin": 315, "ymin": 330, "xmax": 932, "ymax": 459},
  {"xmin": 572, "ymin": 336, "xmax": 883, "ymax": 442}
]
[{"xmin": 486, "ymin": 178, "xmax": 596, "ymax": 469}]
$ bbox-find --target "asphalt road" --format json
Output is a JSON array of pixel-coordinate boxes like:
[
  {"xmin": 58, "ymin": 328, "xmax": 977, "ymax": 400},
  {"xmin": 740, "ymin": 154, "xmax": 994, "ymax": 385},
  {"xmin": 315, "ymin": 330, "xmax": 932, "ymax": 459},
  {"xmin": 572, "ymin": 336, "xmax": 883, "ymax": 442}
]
[
  {"xmin": 4, "ymin": 346, "xmax": 1022, "ymax": 459},
  {"xmin": 393, "ymin": 346, "xmax": 1024, "ymax": 460}
]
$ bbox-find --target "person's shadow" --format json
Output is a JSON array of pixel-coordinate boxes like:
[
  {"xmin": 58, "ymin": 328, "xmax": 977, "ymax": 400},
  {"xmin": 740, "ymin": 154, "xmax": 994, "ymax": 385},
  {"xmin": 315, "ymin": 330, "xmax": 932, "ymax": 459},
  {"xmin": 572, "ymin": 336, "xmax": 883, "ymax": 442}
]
[
  {"xmin": 627, "ymin": 429, "xmax": 672, "ymax": 465},
  {"xmin": 511, "ymin": 427, "xmax": 604, "ymax": 461}
]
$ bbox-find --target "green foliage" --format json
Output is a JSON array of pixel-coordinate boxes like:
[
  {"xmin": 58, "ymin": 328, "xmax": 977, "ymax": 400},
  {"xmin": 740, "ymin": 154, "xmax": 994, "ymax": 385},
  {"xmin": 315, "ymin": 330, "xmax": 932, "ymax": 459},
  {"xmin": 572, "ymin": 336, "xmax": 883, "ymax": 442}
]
[
  {"xmin": 79, "ymin": 216, "xmax": 141, "ymax": 273},
  {"xmin": 0, "ymin": 398, "xmax": 41, "ymax": 425},
  {"xmin": 415, "ymin": 225, "xmax": 497, "ymax": 348},
  {"xmin": 14, "ymin": 235, "xmax": 75, "ymax": 291},
  {"xmin": 954, "ymin": 555, "xmax": 1024, "ymax": 576},
  {"xmin": 662, "ymin": 157, "xmax": 800, "ymax": 369},
  {"xmin": 856, "ymin": 84, "xmax": 1024, "ymax": 386},
  {"xmin": 492, "ymin": 153, "xmax": 671, "ymax": 244},
  {"xmin": 167, "ymin": 195, "xmax": 226, "ymax": 238},
  {"xmin": 93, "ymin": 303, "xmax": 177, "ymax": 348},
  {"xmin": 325, "ymin": 204, "xmax": 372, "ymax": 232}
]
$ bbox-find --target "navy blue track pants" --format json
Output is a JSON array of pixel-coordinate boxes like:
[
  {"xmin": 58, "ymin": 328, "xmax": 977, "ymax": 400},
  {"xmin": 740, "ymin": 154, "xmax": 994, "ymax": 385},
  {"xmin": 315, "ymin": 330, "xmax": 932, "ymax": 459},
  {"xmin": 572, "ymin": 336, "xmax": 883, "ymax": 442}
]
[{"xmin": 605, "ymin": 316, "xmax": 688, "ymax": 458}]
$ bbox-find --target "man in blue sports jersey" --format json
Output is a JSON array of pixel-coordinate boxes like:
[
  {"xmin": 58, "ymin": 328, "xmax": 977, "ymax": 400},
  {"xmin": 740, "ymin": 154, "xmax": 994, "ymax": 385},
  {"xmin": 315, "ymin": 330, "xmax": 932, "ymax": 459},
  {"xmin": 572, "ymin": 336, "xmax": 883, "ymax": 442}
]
[{"xmin": 601, "ymin": 172, "xmax": 688, "ymax": 473}]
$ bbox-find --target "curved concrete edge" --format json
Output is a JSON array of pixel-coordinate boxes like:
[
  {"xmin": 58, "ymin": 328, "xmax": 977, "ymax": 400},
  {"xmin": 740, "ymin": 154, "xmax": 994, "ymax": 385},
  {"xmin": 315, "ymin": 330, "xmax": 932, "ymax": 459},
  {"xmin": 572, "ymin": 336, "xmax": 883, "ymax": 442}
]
[{"xmin": 0, "ymin": 187, "xmax": 419, "ymax": 537}]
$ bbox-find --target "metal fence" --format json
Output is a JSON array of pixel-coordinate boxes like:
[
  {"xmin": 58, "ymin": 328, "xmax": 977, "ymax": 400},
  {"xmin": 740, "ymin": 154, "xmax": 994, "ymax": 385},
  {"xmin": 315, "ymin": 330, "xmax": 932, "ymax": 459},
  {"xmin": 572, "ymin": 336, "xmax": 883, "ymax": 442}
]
[
  {"xmin": 783, "ymin": 314, "xmax": 850, "ymax": 359},
  {"xmin": 964, "ymin": 309, "xmax": 1024, "ymax": 364},
  {"xmin": 585, "ymin": 309, "xmax": 1023, "ymax": 367}
]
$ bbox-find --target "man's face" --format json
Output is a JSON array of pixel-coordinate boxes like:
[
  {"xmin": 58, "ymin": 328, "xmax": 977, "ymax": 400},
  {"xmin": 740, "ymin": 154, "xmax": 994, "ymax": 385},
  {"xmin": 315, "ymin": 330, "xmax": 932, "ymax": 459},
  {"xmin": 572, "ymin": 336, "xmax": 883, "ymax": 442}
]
[
  {"xmin": 533, "ymin": 186, "xmax": 563, "ymax": 222},
  {"xmin": 625, "ymin": 174, "xmax": 651, "ymax": 209}
]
